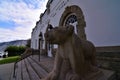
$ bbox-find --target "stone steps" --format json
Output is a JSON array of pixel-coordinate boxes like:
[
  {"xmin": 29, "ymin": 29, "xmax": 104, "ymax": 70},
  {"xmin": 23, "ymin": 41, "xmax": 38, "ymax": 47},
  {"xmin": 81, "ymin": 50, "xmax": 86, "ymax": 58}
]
[
  {"xmin": 30, "ymin": 55, "xmax": 54, "ymax": 72},
  {"xmin": 10, "ymin": 53, "xmax": 118, "ymax": 80},
  {"xmin": 10, "ymin": 55, "xmax": 54, "ymax": 80},
  {"xmin": 24, "ymin": 58, "xmax": 40, "ymax": 80}
]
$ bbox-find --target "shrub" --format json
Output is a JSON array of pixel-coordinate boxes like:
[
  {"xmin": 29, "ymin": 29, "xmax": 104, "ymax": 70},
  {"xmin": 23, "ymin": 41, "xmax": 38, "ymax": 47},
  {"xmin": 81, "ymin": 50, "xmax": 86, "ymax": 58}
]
[{"xmin": 4, "ymin": 46, "xmax": 26, "ymax": 57}]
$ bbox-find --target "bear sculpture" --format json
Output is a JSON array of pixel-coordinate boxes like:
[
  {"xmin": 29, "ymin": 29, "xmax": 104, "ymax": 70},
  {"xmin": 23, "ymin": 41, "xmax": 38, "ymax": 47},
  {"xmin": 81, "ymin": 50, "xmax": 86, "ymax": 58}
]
[{"xmin": 43, "ymin": 25, "xmax": 107, "ymax": 80}]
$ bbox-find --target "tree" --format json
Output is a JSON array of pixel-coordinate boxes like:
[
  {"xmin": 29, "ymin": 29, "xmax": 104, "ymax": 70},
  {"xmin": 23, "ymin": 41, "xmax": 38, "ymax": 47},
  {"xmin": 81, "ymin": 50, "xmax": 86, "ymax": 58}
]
[
  {"xmin": 26, "ymin": 39, "xmax": 31, "ymax": 48},
  {"xmin": 4, "ymin": 46, "xmax": 26, "ymax": 57},
  {"xmin": 18, "ymin": 46, "xmax": 26, "ymax": 55}
]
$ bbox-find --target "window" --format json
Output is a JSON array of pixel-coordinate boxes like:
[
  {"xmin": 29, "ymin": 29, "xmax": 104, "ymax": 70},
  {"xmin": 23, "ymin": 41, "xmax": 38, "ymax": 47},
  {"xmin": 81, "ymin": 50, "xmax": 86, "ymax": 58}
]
[
  {"xmin": 65, "ymin": 14, "xmax": 77, "ymax": 26},
  {"xmin": 64, "ymin": 14, "xmax": 78, "ymax": 34}
]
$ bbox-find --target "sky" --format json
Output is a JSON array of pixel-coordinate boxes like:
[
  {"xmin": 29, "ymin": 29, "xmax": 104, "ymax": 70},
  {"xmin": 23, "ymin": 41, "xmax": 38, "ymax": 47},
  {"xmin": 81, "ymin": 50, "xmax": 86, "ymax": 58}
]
[
  {"xmin": 0, "ymin": 0, "xmax": 48, "ymax": 43},
  {"xmin": 0, "ymin": 0, "xmax": 120, "ymax": 46}
]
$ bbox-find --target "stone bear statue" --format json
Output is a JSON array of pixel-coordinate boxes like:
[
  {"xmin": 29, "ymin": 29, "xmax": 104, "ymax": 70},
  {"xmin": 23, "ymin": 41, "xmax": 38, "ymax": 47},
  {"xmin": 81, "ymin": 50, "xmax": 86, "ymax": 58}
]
[{"xmin": 43, "ymin": 25, "xmax": 106, "ymax": 80}]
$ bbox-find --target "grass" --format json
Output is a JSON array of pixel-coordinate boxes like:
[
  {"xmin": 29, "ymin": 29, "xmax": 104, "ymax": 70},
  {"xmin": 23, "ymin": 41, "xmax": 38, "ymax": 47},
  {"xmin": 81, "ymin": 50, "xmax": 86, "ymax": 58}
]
[{"xmin": 0, "ymin": 56, "xmax": 20, "ymax": 64}]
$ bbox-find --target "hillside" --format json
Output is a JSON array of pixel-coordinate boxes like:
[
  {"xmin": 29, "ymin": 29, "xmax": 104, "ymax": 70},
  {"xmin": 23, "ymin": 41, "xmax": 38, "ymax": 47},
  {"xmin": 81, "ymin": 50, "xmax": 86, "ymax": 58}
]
[{"xmin": 0, "ymin": 40, "xmax": 27, "ymax": 52}]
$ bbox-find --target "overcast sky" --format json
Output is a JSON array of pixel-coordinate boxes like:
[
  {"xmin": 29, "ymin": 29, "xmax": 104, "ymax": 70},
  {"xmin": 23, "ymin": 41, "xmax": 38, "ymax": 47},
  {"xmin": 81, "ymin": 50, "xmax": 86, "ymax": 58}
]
[{"xmin": 0, "ymin": 0, "xmax": 48, "ymax": 43}]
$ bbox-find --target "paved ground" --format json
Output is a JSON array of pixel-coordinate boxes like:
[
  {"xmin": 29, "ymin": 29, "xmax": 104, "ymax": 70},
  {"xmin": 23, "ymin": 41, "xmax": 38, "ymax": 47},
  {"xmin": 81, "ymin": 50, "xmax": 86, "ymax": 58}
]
[{"xmin": 0, "ymin": 63, "xmax": 14, "ymax": 80}]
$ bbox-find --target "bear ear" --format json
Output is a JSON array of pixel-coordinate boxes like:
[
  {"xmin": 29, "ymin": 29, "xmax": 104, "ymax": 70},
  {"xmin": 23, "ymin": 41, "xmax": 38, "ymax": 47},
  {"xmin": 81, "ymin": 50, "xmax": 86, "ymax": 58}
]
[{"xmin": 66, "ymin": 25, "xmax": 74, "ymax": 34}]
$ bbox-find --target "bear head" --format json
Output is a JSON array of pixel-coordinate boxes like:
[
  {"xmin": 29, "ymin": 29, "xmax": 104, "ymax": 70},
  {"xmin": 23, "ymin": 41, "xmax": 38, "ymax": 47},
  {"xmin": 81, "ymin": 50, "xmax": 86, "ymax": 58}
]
[{"xmin": 44, "ymin": 25, "xmax": 74, "ymax": 44}]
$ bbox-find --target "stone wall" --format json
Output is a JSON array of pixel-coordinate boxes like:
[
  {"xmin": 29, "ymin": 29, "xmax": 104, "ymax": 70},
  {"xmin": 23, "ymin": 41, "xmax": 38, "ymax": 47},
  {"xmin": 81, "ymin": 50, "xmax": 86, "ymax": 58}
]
[{"xmin": 96, "ymin": 46, "xmax": 120, "ymax": 80}]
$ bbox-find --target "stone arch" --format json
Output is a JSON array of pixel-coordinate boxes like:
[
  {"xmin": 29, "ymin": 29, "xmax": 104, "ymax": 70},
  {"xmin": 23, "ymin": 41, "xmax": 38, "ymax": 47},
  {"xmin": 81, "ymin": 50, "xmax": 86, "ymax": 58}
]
[{"xmin": 59, "ymin": 5, "xmax": 86, "ymax": 40}]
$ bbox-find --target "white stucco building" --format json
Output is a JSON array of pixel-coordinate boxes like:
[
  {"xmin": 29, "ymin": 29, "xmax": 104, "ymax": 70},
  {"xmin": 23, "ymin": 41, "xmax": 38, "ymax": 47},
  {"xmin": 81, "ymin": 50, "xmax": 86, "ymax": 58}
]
[{"xmin": 31, "ymin": 0, "xmax": 120, "ymax": 55}]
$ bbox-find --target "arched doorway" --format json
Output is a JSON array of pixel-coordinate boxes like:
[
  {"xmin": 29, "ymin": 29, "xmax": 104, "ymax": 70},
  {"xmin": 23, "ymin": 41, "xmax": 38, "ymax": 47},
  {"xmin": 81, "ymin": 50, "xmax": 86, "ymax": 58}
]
[
  {"xmin": 45, "ymin": 24, "xmax": 54, "ymax": 57},
  {"xmin": 59, "ymin": 5, "xmax": 87, "ymax": 40}
]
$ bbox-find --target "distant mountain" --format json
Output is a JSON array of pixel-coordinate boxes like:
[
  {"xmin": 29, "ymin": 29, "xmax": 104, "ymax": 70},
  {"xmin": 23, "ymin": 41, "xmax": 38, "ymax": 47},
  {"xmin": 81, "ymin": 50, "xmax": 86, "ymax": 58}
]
[{"xmin": 0, "ymin": 40, "xmax": 27, "ymax": 52}]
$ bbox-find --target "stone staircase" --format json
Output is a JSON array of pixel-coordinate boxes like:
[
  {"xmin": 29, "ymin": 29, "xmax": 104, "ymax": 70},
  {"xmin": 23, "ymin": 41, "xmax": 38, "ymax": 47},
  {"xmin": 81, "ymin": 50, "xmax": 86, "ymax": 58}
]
[
  {"xmin": 10, "ymin": 55, "xmax": 117, "ymax": 80},
  {"xmin": 10, "ymin": 55, "xmax": 54, "ymax": 80},
  {"xmin": 10, "ymin": 46, "xmax": 120, "ymax": 80}
]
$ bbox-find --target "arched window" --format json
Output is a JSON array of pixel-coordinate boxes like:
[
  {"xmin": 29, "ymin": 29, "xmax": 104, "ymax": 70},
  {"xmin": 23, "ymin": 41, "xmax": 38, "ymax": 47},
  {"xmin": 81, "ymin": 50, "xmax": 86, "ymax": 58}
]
[
  {"xmin": 59, "ymin": 5, "xmax": 86, "ymax": 40},
  {"xmin": 65, "ymin": 14, "xmax": 77, "ymax": 26},
  {"xmin": 64, "ymin": 13, "xmax": 78, "ymax": 34}
]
